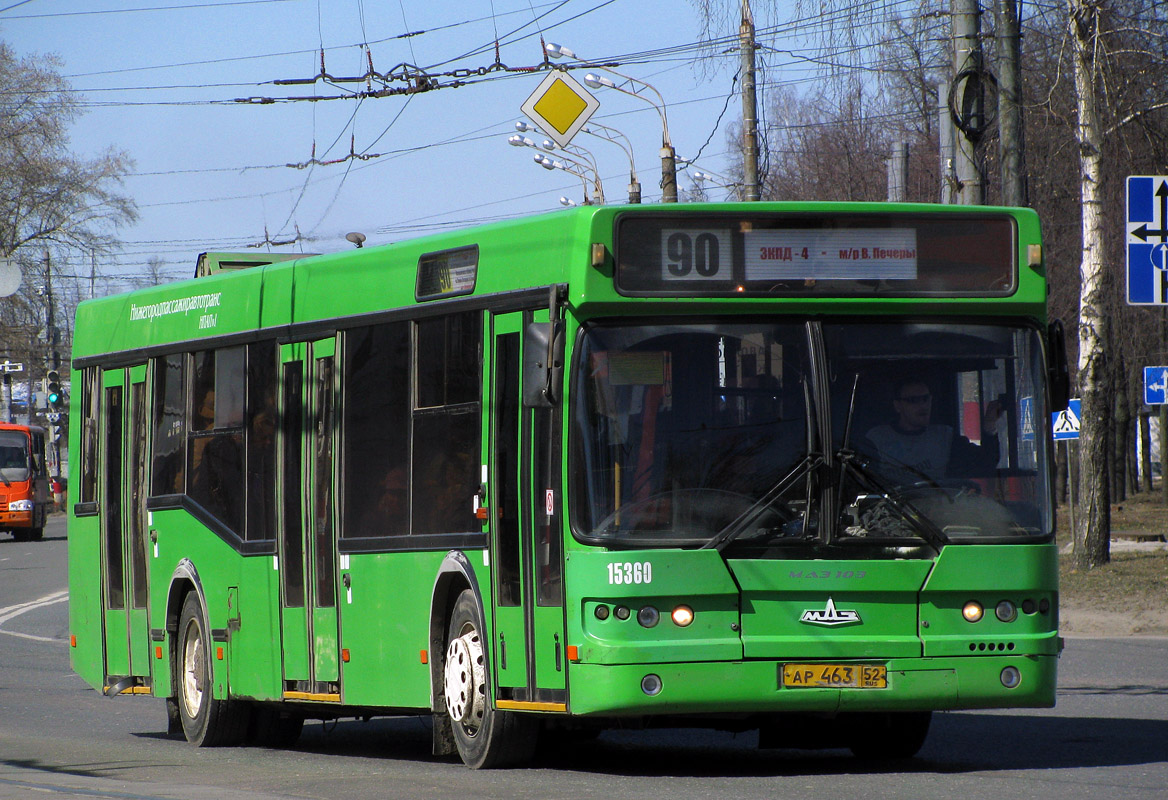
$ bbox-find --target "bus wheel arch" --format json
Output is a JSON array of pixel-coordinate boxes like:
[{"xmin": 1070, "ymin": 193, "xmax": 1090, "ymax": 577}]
[
  {"xmin": 427, "ymin": 552, "xmax": 481, "ymax": 757},
  {"xmin": 167, "ymin": 563, "xmax": 249, "ymax": 746},
  {"xmin": 443, "ymin": 589, "xmax": 538, "ymax": 768}
]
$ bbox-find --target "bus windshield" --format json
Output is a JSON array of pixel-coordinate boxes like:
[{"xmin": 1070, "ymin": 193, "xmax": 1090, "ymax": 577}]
[
  {"xmin": 0, "ymin": 431, "xmax": 31, "ymax": 483},
  {"xmin": 570, "ymin": 320, "xmax": 1052, "ymax": 548}
]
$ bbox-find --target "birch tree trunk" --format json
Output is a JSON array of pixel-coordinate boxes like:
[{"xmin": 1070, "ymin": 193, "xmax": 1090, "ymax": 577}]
[{"xmin": 1069, "ymin": 0, "xmax": 1111, "ymax": 569}]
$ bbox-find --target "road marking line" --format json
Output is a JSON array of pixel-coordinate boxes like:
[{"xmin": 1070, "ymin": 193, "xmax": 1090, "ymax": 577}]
[{"xmin": 0, "ymin": 590, "xmax": 68, "ymax": 641}]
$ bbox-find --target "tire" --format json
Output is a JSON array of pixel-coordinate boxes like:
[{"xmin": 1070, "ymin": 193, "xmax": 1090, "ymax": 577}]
[
  {"xmin": 175, "ymin": 592, "xmax": 250, "ymax": 746},
  {"xmin": 443, "ymin": 589, "xmax": 538, "ymax": 768},
  {"xmin": 848, "ymin": 711, "xmax": 932, "ymax": 759}
]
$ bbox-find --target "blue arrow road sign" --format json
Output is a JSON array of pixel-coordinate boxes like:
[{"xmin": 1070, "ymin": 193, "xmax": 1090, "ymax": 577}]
[
  {"xmin": 1127, "ymin": 175, "xmax": 1168, "ymax": 305},
  {"xmin": 1052, "ymin": 398, "xmax": 1082, "ymax": 441},
  {"xmin": 1146, "ymin": 366, "xmax": 1168, "ymax": 405}
]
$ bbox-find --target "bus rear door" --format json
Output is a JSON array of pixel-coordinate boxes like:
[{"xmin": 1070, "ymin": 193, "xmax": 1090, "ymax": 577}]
[
  {"xmin": 488, "ymin": 310, "xmax": 567, "ymax": 711},
  {"xmin": 278, "ymin": 339, "xmax": 341, "ymax": 700},
  {"xmin": 99, "ymin": 365, "xmax": 152, "ymax": 692}
]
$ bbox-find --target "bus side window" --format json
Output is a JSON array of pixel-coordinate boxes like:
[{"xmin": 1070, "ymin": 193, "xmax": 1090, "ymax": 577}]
[
  {"xmin": 187, "ymin": 347, "xmax": 245, "ymax": 534},
  {"xmin": 412, "ymin": 311, "xmax": 482, "ymax": 536},
  {"xmin": 151, "ymin": 354, "xmax": 187, "ymax": 496}
]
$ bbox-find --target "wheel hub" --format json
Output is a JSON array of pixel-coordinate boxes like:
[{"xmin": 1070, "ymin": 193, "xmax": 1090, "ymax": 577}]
[
  {"xmin": 180, "ymin": 623, "xmax": 205, "ymax": 719},
  {"xmin": 444, "ymin": 629, "xmax": 486, "ymax": 730}
]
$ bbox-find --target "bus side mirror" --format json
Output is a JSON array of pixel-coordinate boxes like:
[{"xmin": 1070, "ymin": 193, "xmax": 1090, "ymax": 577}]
[
  {"xmin": 1047, "ymin": 319, "xmax": 1070, "ymax": 412},
  {"xmin": 523, "ymin": 321, "xmax": 564, "ymax": 408}
]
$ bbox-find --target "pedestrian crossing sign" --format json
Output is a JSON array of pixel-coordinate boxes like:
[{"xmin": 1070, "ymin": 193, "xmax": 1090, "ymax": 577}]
[{"xmin": 1052, "ymin": 398, "xmax": 1081, "ymax": 441}]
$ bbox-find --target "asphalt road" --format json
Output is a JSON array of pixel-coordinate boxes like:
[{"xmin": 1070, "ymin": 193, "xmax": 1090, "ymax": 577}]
[{"xmin": 2, "ymin": 515, "xmax": 1166, "ymax": 800}]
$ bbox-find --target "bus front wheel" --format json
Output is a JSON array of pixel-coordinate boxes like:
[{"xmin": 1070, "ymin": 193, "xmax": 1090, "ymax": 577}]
[
  {"xmin": 443, "ymin": 590, "xmax": 538, "ymax": 768},
  {"xmin": 175, "ymin": 592, "xmax": 249, "ymax": 746}
]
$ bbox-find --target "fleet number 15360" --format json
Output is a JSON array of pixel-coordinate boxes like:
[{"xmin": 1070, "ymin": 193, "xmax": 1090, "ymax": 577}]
[{"xmin": 607, "ymin": 561, "xmax": 652, "ymax": 585}]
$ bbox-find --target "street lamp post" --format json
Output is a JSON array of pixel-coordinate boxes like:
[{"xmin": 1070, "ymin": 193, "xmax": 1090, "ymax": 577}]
[
  {"xmin": 546, "ymin": 43, "xmax": 677, "ymax": 203},
  {"xmin": 521, "ymin": 119, "xmax": 641, "ymax": 204},
  {"xmin": 582, "ymin": 121, "xmax": 641, "ymax": 203},
  {"xmin": 510, "ymin": 134, "xmax": 605, "ymax": 204}
]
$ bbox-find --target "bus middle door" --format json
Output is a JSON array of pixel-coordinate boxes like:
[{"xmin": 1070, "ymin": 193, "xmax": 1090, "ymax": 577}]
[
  {"xmin": 488, "ymin": 310, "xmax": 567, "ymax": 712},
  {"xmin": 99, "ymin": 364, "xmax": 152, "ymax": 692},
  {"xmin": 278, "ymin": 338, "xmax": 341, "ymax": 701}
]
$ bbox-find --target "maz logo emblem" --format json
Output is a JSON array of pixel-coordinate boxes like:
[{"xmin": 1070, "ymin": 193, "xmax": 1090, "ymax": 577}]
[{"xmin": 799, "ymin": 597, "xmax": 862, "ymax": 627}]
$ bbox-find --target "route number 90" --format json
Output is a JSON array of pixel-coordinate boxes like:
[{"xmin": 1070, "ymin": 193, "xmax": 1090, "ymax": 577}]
[
  {"xmin": 661, "ymin": 230, "xmax": 728, "ymax": 280},
  {"xmin": 608, "ymin": 561, "xmax": 652, "ymax": 585}
]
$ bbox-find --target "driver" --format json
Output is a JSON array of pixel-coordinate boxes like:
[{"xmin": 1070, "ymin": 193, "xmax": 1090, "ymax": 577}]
[{"xmin": 865, "ymin": 378, "xmax": 1001, "ymax": 486}]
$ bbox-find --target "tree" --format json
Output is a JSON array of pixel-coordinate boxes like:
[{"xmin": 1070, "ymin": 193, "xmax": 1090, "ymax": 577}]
[
  {"xmin": 1066, "ymin": 0, "xmax": 1112, "ymax": 569},
  {"xmin": 0, "ymin": 41, "xmax": 137, "ymax": 374}
]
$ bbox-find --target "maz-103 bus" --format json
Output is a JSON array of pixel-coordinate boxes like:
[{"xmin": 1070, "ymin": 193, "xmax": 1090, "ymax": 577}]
[
  {"xmin": 1, "ymin": 422, "xmax": 52, "ymax": 541},
  {"xmin": 68, "ymin": 202, "xmax": 1069, "ymax": 768}
]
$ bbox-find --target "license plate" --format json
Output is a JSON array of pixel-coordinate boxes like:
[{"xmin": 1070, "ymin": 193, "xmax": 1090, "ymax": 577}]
[{"xmin": 781, "ymin": 663, "xmax": 887, "ymax": 689}]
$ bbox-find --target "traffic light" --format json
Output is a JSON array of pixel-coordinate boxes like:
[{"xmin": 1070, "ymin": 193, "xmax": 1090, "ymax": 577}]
[{"xmin": 46, "ymin": 370, "xmax": 63, "ymax": 410}]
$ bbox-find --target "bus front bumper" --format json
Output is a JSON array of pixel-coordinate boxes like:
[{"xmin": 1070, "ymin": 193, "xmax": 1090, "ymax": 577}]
[{"xmin": 566, "ymin": 654, "xmax": 1057, "ymax": 716}]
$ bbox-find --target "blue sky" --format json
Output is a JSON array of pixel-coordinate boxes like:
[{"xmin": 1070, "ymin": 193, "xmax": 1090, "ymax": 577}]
[{"xmin": 1, "ymin": 0, "xmax": 826, "ymax": 288}]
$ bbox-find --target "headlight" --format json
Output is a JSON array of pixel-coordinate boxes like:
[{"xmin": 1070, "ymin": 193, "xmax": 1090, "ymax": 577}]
[
  {"xmin": 9, "ymin": 499, "xmax": 34, "ymax": 512},
  {"xmin": 671, "ymin": 605, "xmax": 695, "ymax": 627},
  {"xmin": 962, "ymin": 601, "xmax": 984, "ymax": 623},
  {"xmin": 637, "ymin": 606, "xmax": 660, "ymax": 628},
  {"xmin": 995, "ymin": 600, "xmax": 1018, "ymax": 623}
]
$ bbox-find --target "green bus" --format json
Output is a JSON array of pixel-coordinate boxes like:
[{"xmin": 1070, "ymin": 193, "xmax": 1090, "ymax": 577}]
[{"xmin": 68, "ymin": 202, "xmax": 1068, "ymax": 768}]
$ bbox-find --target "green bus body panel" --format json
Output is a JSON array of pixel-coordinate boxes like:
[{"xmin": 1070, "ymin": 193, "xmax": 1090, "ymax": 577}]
[
  {"xmin": 338, "ymin": 551, "xmax": 446, "ymax": 709},
  {"xmin": 727, "ymin": 559, "xmax": 933, "ymax": 659},
  {"xmin": 148, "ymin": 509, "xmax": 281, "ymax": 701},
  {"xmin": 566, "ymin": 549, "xmax": 744, "ymax": 664},
  {"xmin": 68, "ymin": 510, "xmax": 104, "ymax": 688},
  {"xmin": 920, "ymin": 544, "xmax": 1060, "ymax": 657},
  {"xmin": 567, "ymin": 654, "xmax": 1056, "ymax": 717}
]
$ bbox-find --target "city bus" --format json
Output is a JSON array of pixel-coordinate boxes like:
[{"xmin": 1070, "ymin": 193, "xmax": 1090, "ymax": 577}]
[
  {"xmin": 68, "ymin": 202, "xmax": 1068, "ymax": 768},
  {"xmin": 1, "ymin": 422, "xmax": 51, "ymax": 541}
]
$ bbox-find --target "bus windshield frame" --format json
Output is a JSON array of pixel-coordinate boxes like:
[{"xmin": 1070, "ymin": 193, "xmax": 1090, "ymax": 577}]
[{"xmin": 569, "ymin": 318, "xmax": 1053, "ymax": 551}]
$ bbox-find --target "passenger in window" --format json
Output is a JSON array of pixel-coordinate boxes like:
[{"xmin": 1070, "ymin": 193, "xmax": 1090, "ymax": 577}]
[
  {"xmin": 357, "ymin": 466, "xmax": 408, "ymax": 535},
  {"xmin": 865, "ymin": 378, "xmax": 1001, "ymax": 486}
]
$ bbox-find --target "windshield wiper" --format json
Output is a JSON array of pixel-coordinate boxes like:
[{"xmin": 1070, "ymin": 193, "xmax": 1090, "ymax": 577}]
[
  {"xmin": 836, "ymin": 450, "xmax": 949, "ymax": 549},
  {"xmin": 702, "ymin": 453, "xmax": 823, "ymax": 552}
]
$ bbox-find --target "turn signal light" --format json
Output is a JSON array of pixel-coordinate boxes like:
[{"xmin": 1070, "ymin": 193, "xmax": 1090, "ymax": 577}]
[
  {"xmin": 671, "ymin": 605, "xmax": 695, "ymax": 627},
  {"xmin": 962, "ymin": 601, "xmax": 985, "ymax": 623}
]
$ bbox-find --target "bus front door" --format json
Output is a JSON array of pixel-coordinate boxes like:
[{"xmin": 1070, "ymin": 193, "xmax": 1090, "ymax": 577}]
[
  {"xmin": 99, "ymin": 365, "xmax": 152, "ymax": 692},
  {"xmin": 488, "ymin": 311, "xmax": 567, "ymax": 711},
  {"xmin": 278, "ymin": 339, "xmax": 341, "ymax": 701}
]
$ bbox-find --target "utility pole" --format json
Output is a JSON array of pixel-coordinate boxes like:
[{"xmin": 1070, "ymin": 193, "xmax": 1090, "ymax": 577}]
[
  {"xmin": 887, "ymin": 141, "xmax": 908, "ymax": 201},
  {"xmin": 43, "ymin": 251, "xmax": 62, "ymax": 468},
  {"xmin": 938, "ymin": 82, "xmax": 957, "ymax": 204},
  {"xmin": 740, "ymin": 0, "xmax": 761, "ymax": 201},
  {"xmin": 995, "ymin": 0, "xmax": 1027, "ymax": 206},
  {"xmin": 951, "ymin": 0, "xmax": 986, "ymax": 205}
]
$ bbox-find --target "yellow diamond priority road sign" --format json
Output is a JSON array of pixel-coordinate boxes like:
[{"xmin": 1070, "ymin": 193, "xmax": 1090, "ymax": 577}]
[{"xmin": 520, "ymin": 70, "xmax": 599, "ymax": 149}]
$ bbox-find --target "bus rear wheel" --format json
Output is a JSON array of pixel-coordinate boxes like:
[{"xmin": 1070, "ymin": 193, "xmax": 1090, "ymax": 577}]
[
  {"xmin": 175, "ymin": 592, "xmax": 249, "ymax": 746},
  {"xmin": 443, "ymin": 590, "xmax": 538, "ymax": 768}
]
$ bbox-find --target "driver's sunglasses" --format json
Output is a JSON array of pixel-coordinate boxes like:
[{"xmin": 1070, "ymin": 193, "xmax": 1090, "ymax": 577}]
[{"xmin": 897, "ymin": 393, "xmax": 931, "ymax": 405}]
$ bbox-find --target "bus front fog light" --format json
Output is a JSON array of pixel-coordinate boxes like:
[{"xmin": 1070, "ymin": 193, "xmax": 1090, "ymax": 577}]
[
  {"xmin": 995, "ymin": 600, "xmax": 1018, "ymax": 622},
  {"xmin": 962, "ymin": 601, "xmax": 984, "ymax": 623},
  {"xmin": 637, "ymin": 606, "xmax": 659, "ymax": 628},
  {"xmin": 1000, "ymin": 666, "xmax": 1022, "ymax": 689},
  {"xmin": 641, "ymin": 674, "xmax": 662, "ymax": 696},
  {"xmin": 671, "ymin": 605, "xmax": 694, "ymax": 627}
]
